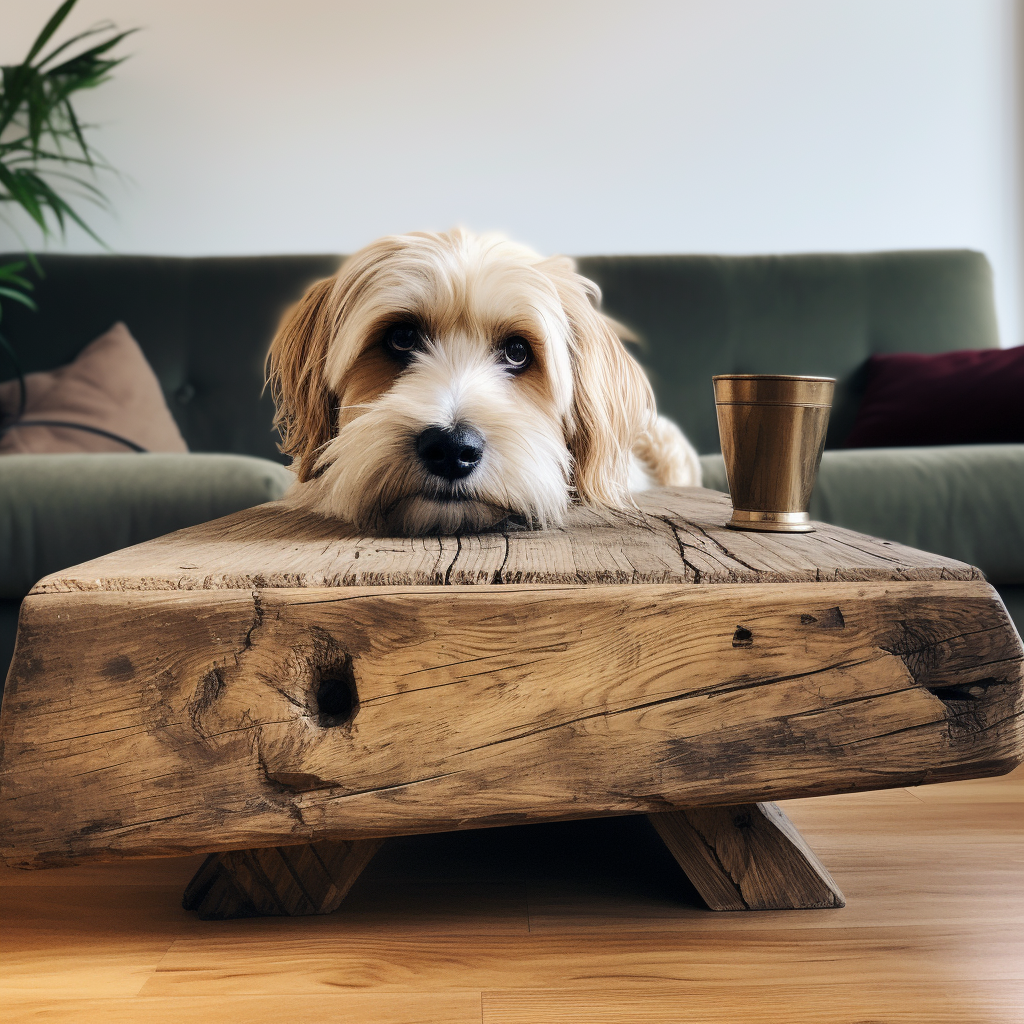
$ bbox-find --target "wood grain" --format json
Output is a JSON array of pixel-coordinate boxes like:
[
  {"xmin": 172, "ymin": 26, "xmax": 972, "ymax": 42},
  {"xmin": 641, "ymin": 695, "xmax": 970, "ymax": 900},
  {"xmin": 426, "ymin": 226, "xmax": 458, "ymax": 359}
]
[
  {"xmin": 181, "ymin": 839, "xmax": 383, "ymax": 919},
  {"xmin": 28, "ymin": 487, "xmax": 981, "ymax": 594},
  {"xmin": 480, "ymin": 985, "xmax": 1024, "ymax": 1024},
  {"xmin": 140, "ymin": 928, "xmax": 1024, "ymax": 995},
  {"xmin": 6, "ymin": 994, "xmax": 482, "ymax": 1024},
  {"xmin": 648, "ymin": 803, "xmax": 844, "ymax": 910},
  {"xmin": 2, "ymin": 580, "xmax": 1020, "ymax": 867}
]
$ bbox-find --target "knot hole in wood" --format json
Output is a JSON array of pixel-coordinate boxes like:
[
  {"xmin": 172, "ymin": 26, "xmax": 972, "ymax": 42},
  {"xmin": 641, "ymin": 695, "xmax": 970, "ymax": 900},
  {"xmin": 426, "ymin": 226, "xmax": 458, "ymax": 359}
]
[
  {"xmin": 314, "ymin": 654, "xmax": 359, "ymax": 728},
  {"xmin": 732, "ymin": 626, "xmax": 753, "ymax": 648}
]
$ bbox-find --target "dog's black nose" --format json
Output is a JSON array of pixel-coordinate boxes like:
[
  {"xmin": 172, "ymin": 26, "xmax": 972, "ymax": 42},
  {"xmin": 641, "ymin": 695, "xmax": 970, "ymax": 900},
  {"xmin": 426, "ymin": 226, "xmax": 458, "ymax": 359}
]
[{"xmin": 416, "ymin": 424, "xmax": 484, "ymax": 481}]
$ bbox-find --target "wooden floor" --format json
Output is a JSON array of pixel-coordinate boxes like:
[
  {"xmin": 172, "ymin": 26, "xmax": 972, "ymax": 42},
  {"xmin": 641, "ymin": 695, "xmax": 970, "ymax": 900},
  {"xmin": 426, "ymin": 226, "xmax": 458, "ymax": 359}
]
[{"xmin": 3, "ymin": 765, "xmax": 1023, "ymax": 1023}]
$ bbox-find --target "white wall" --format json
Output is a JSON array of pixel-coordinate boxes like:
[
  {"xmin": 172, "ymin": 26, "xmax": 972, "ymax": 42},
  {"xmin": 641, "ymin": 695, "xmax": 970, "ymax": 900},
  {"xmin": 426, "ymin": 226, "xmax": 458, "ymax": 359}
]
[{"xmin": 3, "ymin": 0, "xmax": 1020, "ymax": 344}]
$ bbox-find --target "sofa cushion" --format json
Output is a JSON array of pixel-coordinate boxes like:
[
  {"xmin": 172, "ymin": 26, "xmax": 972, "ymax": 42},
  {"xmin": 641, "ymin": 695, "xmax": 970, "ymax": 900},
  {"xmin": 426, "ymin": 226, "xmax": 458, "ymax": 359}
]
[
  {"xmin": 0, "ymin": 323, "xmax": 188, "ymax": 454},
  {"xmin": 0, "ymin": 453, "xmax": 294, "ymax": 597},
  {"xmin": 843, "ymin": 347, "xmax": 1024, "ymax": 448},
  {"xmin": 700, "ymin": 444, "xmax": 1024, "ymax": 584}
]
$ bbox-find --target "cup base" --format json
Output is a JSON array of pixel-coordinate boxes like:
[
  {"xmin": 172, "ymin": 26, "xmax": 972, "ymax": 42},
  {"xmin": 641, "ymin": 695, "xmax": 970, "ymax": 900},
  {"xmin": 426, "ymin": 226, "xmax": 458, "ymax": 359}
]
[{"xmin": 727, "ymin": 509, "xmax": 815, "ymax": 533}]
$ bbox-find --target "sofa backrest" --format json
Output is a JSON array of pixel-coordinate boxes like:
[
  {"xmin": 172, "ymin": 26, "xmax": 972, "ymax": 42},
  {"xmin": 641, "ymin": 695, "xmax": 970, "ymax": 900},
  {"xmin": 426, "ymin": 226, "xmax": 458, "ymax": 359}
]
[
  {"xmin": 0, "ymin": 249, "xmax": 998, "ymax": 458},
  {"xmin": 0, "ymin": 254, "xmax": 341, "ymax": 464},
  {"xmin": 577, "ymin": 250, "xmax": 998, "ymax": 453}
]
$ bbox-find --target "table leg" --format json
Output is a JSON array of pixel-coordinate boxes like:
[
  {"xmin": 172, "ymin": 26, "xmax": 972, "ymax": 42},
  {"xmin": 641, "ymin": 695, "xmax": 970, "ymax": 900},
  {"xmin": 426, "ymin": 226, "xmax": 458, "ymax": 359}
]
[
  {"xmin": 182, "ymin": 838, "xmax": 384, "ymax": 919},
  {"xmin": 183, "ymin": 804, "xmax": 843, "ymax": 919},
  {"xmin": 648, "ymin": 802, "xmax": 845, "ymax": 910}
]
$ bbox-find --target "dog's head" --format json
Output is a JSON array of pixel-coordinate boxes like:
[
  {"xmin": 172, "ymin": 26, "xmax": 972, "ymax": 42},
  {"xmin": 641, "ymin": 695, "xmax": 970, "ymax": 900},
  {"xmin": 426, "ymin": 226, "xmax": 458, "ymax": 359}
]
[{"xmin": 266, "ymin": 228, "xmax": 656, "ymax": 534}]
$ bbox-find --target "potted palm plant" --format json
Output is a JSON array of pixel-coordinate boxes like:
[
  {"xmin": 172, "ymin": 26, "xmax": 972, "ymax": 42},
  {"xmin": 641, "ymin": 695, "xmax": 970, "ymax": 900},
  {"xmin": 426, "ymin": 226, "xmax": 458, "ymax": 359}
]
[{"xmin": 0, "ymin": 0, "xmax": 133, "ymax": 412}]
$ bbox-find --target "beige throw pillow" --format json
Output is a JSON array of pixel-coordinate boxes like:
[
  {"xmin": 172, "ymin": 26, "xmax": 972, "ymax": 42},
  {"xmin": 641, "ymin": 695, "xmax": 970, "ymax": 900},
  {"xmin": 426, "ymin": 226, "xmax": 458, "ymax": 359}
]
[{"xmin": 0, "ymin": 322, "xmax": 188, "ymax": 455}]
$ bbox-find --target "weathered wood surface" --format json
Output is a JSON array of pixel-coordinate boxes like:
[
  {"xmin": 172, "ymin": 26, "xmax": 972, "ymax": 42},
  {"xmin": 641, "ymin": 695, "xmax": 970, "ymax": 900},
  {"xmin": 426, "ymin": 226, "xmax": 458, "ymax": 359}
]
[
  {"xmin": 648, "ymin": 803, "xmax": 845, "ymax": 911},
  {"xmin": 2, "ymin": 579, "xmax": 1021, "ymax": 868},
  {"xmin": 29, "ymin": 487, "xmax": 981, "ymax": 594},
  {"xmin": 182, "ymin": 838, "xmax": 383, "ymax": 919}
]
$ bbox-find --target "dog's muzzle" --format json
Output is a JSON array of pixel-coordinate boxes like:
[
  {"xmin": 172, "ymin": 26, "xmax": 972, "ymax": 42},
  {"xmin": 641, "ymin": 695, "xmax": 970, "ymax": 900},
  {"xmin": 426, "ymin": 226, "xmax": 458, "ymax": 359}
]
[{"xmin": 415, "ymin": 424, "xmax": 484, "ymax": 482}]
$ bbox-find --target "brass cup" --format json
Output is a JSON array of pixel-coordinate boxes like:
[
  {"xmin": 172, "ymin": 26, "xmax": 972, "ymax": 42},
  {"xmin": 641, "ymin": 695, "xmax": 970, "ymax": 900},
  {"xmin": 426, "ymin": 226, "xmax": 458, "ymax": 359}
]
[{"xmin": 713, "ymin": 374, "xmax": 835, "ymax": 533}]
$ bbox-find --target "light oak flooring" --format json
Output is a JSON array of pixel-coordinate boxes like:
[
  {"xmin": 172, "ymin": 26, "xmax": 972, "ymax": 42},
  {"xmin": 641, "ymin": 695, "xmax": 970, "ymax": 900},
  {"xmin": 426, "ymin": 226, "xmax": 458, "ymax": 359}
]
[{"xmin": 2, "ymin": 765, "xmax": 1023, "ymax": 1023}]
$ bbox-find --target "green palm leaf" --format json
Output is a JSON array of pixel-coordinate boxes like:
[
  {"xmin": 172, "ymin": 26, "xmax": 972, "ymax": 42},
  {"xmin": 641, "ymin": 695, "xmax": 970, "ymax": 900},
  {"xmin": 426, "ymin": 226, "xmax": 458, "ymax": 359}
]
[{"xmin": 0, "ymin": 0, "xmax": 134, "ymax": 326}]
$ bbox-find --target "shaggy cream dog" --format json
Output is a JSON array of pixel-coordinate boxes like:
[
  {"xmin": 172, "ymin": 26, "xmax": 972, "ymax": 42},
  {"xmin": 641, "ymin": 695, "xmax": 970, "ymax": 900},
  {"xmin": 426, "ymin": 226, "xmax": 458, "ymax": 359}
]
[{"xmin": 266, "ymin": 228, "xmax": 700, "ymax": 535}]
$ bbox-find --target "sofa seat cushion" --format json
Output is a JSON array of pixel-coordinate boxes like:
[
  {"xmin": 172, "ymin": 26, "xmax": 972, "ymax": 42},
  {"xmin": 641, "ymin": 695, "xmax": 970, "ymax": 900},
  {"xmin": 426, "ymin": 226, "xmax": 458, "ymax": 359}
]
[
  {"xmin": 0, "ymin": 453, "xmax": 294, "ymax": 597},
  {"xmin": 700, "ymin": 444, "xmax": 1024, "ymax": 585}
]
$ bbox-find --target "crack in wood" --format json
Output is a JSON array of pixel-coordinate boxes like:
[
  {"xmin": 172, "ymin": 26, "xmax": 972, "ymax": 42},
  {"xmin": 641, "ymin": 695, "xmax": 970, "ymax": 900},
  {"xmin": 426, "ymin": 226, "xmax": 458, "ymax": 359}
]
[
  {"xmin": 269, "ymin": 684, "xmax": 306, "ymax": 712},
  {"xmin": 431, "ymin": 536, "xmax": 446, "ymax": 583},
  {"xmin": 111, "ymin": 811, "xmax": 188, "ymax": 828},
  {"xmin": 396, "ymin": 654, "xmax": 493, "ymax": 678},
  {"xmin": 442, "ymin": 658, "xmax": 549, "ymax": 684},
  {"xmin": 670, "ymin": 522, "xmax": 703, "ymax": 583},
  {"xmin": 457, "ymin": 656, "xmax": 879, "ymax": 755},
  {"xmin": 50, "ymin": 723, "xmax": 143, "ymax": 742},
  {"xmin": 242, "ymin": 592, "xmax": 263, "ymax": 652},
  {"xmin": 69, "ymin": 760, "xmax": 140, "ymax": 779},
  {"xmin": 832, "ymin": 705, "xmax": 1024, "ymax": 747},
  {"xmin": 307, "ymin": 768, "xmax": 467, "ymax": 801},
  {"xmin": 690, "ymin": 521, "xmax": 763, "ymax": 576},
  {"xmin": 491, "ymin": 536, "xmax": 512, "ymax": 585},
  {"xmin": 202, "ymin": 718, "xmax": 296, "ymax": 740},
  {"xmin": 443, "ymin": 536, "xmax": 462, "ymax": 585},
  {"xmin": 787, "ymin": 684, "xmax": 923, "ymax": 718},
  {"xmin": 825, "ymin": 533, "xmax": 917, "ymax": 566},
  {"xmin": 361, "ymin": 674, "xmax": 485, "ymax": 703}
]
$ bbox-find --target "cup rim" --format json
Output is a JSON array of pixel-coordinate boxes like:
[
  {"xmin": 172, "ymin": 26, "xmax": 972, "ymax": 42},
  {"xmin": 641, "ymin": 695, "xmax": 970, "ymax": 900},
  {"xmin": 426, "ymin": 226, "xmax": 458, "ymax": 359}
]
[{"xmin": 712, "ymin": 374, "xmax": 837, "ymax": 383}]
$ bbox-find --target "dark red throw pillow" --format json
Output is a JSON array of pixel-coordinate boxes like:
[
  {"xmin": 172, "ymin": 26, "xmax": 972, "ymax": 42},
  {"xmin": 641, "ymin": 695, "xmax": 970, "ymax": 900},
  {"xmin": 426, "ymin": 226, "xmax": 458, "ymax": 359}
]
[{"xmin": 843, "ymin": 347, "xmax": 1024, "ymax": 448}]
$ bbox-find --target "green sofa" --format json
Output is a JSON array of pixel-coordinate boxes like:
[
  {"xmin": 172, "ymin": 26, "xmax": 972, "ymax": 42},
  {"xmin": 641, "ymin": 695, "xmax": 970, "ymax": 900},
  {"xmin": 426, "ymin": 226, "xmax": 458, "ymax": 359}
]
[{"xmin": 2, "ymin": 249, "xmax": 1022, "ymax": 686}]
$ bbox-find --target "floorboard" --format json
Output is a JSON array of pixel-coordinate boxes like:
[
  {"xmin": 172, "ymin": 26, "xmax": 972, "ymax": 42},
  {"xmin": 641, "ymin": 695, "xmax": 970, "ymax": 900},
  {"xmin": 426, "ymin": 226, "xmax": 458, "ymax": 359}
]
[{"xmin": 2, "ymin": 765, "xmax": 1022, "ymax": 1023}]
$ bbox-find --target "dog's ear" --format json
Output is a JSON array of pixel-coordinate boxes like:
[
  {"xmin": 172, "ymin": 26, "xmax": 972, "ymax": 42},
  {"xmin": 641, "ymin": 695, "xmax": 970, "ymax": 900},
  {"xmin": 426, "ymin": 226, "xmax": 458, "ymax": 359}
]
[
  {"xmin": 542, "ymin": 257, "xmax": 656, "ymax": 507},
  {"xmin": 266, "ymin": 277, "xmax": 337, "ymax": 482}
]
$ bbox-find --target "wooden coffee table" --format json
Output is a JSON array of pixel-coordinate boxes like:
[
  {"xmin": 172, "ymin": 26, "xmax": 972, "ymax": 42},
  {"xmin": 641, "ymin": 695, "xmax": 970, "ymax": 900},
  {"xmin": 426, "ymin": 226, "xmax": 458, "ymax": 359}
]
[{"xmin": 1, "ymin": 487, "xmax": 1021, "ymax": 919}]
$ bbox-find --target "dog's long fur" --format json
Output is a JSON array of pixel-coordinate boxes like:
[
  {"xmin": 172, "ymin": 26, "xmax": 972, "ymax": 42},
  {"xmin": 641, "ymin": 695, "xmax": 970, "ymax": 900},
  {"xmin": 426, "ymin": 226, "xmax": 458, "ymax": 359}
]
[{"xmin": 266, "ymin": 228, "xmax": 700, "ymax": 535}]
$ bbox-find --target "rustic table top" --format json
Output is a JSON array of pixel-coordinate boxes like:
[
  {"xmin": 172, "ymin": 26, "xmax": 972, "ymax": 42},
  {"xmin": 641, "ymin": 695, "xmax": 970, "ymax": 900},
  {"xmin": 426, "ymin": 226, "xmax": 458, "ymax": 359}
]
[
  {"xmin": 4, "ymin": 486, "xmax": 1020, "ymax": 869},
  {"xmin": 34, "ymin": 486, "xmax": 980, "ymax": 594}
]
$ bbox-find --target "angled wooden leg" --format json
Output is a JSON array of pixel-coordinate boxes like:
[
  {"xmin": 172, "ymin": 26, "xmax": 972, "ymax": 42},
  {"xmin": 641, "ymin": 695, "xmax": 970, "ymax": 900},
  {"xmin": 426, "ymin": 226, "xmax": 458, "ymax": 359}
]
[
  {"xmin": 182, "ymin": 838, "xmax": 384, "ymax": 919},
  {"xmin": 648, "ymin": 802, "xmax": 845, "ymax": 911}
]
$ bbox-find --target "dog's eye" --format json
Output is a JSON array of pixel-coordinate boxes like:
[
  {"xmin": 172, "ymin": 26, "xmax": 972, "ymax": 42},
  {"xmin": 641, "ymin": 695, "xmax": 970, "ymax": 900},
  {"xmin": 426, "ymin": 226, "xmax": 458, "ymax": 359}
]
[
  {"xmin": 384, "ymin": 322, "xmax": 421, "ymax": 355},
  {"xmin": 501, "ymin": 336, "xmax": 531, "ymax": 372}
]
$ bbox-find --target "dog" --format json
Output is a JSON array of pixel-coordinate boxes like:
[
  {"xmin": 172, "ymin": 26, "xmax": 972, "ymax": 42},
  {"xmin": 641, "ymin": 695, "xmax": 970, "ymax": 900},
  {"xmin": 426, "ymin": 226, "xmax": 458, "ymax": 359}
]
[{"xmin": 266, "ymin": 228, "xmax": 701, "ymax": 535}]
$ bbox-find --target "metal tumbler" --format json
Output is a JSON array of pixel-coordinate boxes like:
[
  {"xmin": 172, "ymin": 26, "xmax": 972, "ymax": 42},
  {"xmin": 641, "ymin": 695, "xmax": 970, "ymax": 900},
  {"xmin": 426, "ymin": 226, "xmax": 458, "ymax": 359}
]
[{"xmin": 713, "ymin": 374, "xmax": 835, "ymax": 533}]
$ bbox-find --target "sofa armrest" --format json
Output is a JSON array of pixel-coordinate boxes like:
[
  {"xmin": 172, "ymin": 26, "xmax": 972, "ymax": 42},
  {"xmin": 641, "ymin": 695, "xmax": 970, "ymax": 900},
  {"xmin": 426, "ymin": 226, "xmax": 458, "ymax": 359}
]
[
  {"xmin": 700, "ymin": 444, "xmax": 1024, "ymax": 585},
  {"xmin": 0, "ymin": 453, "xmax": 294, "ymax": 598}
]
